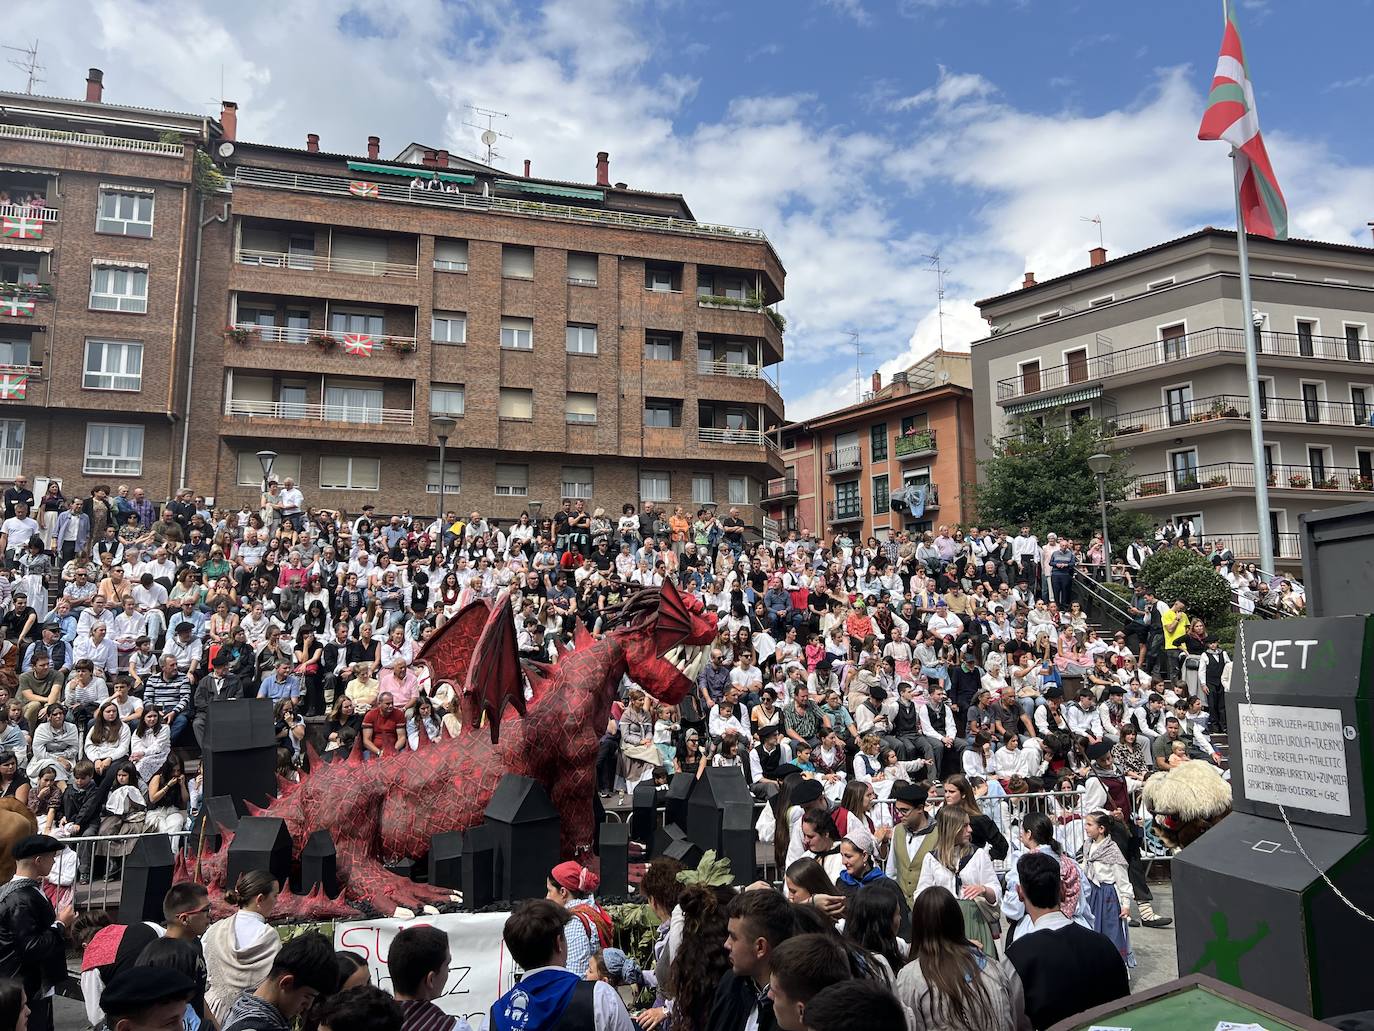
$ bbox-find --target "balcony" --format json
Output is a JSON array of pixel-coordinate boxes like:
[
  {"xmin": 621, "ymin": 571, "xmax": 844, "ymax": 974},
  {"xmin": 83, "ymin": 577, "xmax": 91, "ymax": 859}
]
[
  {"xmin": 997, "ymin": 325, "xmax": 1374, "ymax": 404},
  {"xmin": 764, "ymin": 476, "xmax": 798, "ymax": 501},
  {"xmin": 1126, "ymin": 461, "xmax": 1374, "ymax": 501},
  {"xmin": 223, "ymin": 398, "xmax": 415, "ymax": 427},
  {"xmin": 827, "ymin": 499, "xmax": 864, "ymax": 524},
  {"xmin": 0, "ymin": 123, "xmax": 183, "ymax": 158},
  {"xmin": 0, "ymin": 202, "xmax": 58, "ymax": 225},
  {"xmin": 236, "ymin": 249, "xmax": 418, "ymax": 279},
  {"xmin": 697, "ymin": 427, "xmax": 779, "ymax": 453},
  {"xmin": 697, "ymin": 358, "xmax": 780, "ymax": 388},
  {"xmin": 0, "ymin": 283, "xmax": 50, "ymax": 322},
  {"xmin": 1206, "ymin": 531, "xmax": 1302, "ymax": 562},
  {"xmin": 0, "ymin": 448, "xmax": 20, "ymax": 478},
  {"xmin": 826, "ymin": 445, "xmax": 862, "ymax": 475},
  {"xmin": 1109, "ymin": 393, "xmax": 1374, "ymax": 438},
  {"xmin": 226, "ymin": 324, "xmax": 417, "ymax": 357},
  {"xmin": 894, "ymin": 429, "xmax": 938, "ymax": 460}
]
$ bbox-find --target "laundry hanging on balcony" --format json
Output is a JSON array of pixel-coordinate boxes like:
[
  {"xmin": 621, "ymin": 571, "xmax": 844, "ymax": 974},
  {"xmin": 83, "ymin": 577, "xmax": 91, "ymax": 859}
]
[{"xmin": 0, "ymin": 217, "xmax": 42, "ymax": 240}]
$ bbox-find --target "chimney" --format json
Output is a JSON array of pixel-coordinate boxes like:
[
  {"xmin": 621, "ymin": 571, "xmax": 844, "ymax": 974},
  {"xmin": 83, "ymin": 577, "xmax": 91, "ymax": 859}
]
[
  {"xmin": 595, "ymin": 151, "xmax": 610, "ymax": 187},
  {"xmin": 220, "ymin": 101, "xmax": 238, "ymax": 142},
  {"xmin": 871, "ymin": 370, "xmax": 882, "ymax": 393},
  {"xmin": 892, "ymin": 370, "xmax": 909, "ymax": 387},
  {"xmin": 367, "ymin": 135, "xmax": 380, "ymax": 160},
  {"xmin": 614, "ymin": 182, "xmax": 627, "ymax": 189},
  {"xmin": 306, "ymin": 133, "xmax": 319, "ymax": 153},
  {"xmin": 436, "ymin": 149, "xmax": 449, "ymax": 168},
  {"xmin": 1089, "ymin": 246, "xmax": 1107, "ymax": 266},
  {"xmin": 523, "ymin": 159, "xmax": 531, "ymax": 177},
  {"xmin": 84, "ymin": 68, "xmax": 104, "ymax": 103},
  {"xmin": 1022, "ymin": 271, "xmax": 1036, "ymax": 289},
  {"xmin": 422, "ymin": 148, "xmax": 438, "ymax": 168}
]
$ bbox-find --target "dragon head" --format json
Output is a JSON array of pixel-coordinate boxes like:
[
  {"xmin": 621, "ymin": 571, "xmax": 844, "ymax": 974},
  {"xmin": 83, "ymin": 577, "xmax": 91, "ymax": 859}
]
[{"xmin": 607, "ymin": 581, "xmax": 715, "ymax": 704}]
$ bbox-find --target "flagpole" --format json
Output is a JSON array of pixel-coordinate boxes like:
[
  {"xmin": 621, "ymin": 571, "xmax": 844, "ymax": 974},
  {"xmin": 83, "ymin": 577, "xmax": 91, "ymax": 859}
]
[{"xmin": 1231, "ymin": 148, "xmax": 1276, "ymax": 575}]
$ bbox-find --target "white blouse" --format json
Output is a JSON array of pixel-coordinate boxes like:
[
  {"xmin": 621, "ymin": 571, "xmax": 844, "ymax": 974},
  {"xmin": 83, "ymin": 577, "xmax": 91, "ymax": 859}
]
[
  {"xmin": 915, "ymin": 847, "xmax": 1001, "ymax": 902},
  {"xmin": 84, "ymin": 723, "xmax": 131, "ymax": 762}
]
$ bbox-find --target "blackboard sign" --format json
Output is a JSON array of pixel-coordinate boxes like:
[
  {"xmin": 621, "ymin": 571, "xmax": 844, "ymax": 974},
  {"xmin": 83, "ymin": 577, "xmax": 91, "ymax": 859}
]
[{"xmin": 1227, "ymin": 615, "xmax": 1372, "ymax": 836}]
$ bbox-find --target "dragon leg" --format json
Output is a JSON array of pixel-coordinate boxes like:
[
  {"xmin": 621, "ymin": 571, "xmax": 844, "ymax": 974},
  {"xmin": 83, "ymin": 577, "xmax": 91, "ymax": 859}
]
[{"xmin": 341, "ymin": 854, "xmax": 461, "ymax": 916}]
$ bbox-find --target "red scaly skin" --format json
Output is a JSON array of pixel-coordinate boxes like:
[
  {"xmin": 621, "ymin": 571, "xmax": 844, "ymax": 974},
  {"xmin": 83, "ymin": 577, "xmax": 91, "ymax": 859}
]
[{"xmin": 189, "ymin": 584, "xmax": 715, "ymax": 919}]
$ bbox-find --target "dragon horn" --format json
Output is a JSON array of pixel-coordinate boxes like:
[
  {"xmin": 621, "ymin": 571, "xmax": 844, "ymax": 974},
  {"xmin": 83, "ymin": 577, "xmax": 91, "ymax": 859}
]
[{"xmin": 304, "ymin": 741, "xmax": 323, "ymax": 769}]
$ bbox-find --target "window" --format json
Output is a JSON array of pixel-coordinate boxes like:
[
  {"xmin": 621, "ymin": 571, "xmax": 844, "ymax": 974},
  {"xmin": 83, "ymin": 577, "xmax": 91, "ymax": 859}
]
[
  {"xmin": 1068, "ymin": 406, "xmax": 1091, "ymax": 424},
  {"xmin": 431, "ymin": 311, "xmax": 467, "ymax": 344},
  {"xmin": 644, "ymin": 332, "xmax": 680, "ymax": 361},
  {"xmin": 501, "ymin": 245, "xmax": 534, "ymax": 279},
  {"xmin": 692, "ymin": 474, "xmax": 714, "ymax": 504},
  {"xmin": 0, "ymin": 339, "xmax": 32, "ymax": 368},
  {"xmin": 1019, "ymin": 361, "xmax": 1040, "ymax": 394},
  {"xmin": 900, "ymin": 414, "xmax": 928, "ymax": 436},
  {"xmin": 1160, "ymin": 324, "xmax": 1187, "ymax": 361},
  {"xmin": 0, "ymin": 259, "xmax": 38, "ymax": 286},
  {"xmin": 1165, "ymin": 385, "xmax": 1193, "ymax": 425},
  {"xmin": 1301, "ymin": 383, "xmax": 1321, "ymax": 423},
  {"xmin": 1089, "ymin": 294, "xmax": 1115, "ymax": 308},
  {"xmin": 1065, "ymin": 348, "xmax": 1088, "ymax": 384},
  {"xmin": 1352, "ymin": 387, "xmax": 1369, "ymax": 427},
  {"xmin": 430, "ymin": 385, "xmax": 466, "ymax": 417},
  {"xmin": 640, "ymin": 472, "xmax": 670, "ymax": 501},
  {"xmin": 1147, "ymin": 277, "xmax": 1176, "ymax": 290},
  {"xmin": 96, "ymin": 188, "xmax": 153, "ymax": 237},
  {"xmin": 237, "ymin": 451, "xmax": 301, "ymax": 487},
  {"xmin": 565, "ymin": 323, "xmax": 598, "ymax": 355},
  {"xmin": 434, "ymin": 239, "xmax": 469, "ymax": 272},
  {"xmin": 1297, "ymin": 320, "xmax": 1316, "ymax": 358},
  {"xmin": 872, "ymin": 474, "xmax": 889, "ymax": 514},
  {"xmin": 285, "ymin": 309, "xmax": 310, "ymax": 342},
  {"xmin": 90, "ymin": 265, "xmax": 148, "ymax": 313},
  {"xmin": 500, "ymin": 316, "xmax": 533, "ymax": 350},
  {"xmin": 1358, "ymin": 449, "xmax": 1373, "ymax": 483},
  {"xmin": 1258, "ymin": 379, "xmax": 1270, "ymax": 418},
  {"xmin": 562, "ymin": 466, "xmax": 594, "ymax": 499},
  {"xmin": 834, "ymin": 479, "xmax": 860, "ymax": 518},
  {"xmin": 645, "ymin": 265, "xmax": 679, "ymax": 292},
  {"xmin": 565, "ymin": 392, "xmax": 597, "ymax": 424},
  {"xmin": 1170, "ymin": 450, "xmax": 1199, "ymax": 489},
  {"xmin": 425, "ymin": 460, "xmax": 461, "ymax": 494},
  {"xmin": 495, "ymin": 464, "xmax": 528, "ymax": 496},
  {"xmin": 324, "ymin": 383, "xmax": 383, "ymax": 424},
  {"xmin": 84, "ymin": 423, "xmax": 144, "ymax": 476},
  {"xmin": 567, "ymin": 252, "xmax": 598, "ymax": 286},
  {"xmin": 329, "ymin": 309, "xmax": 383, "ymax": 336},
  {"xmin": 643, "ymin": 400, "xmax": 682, "ymax": 427},
  {"xmin": 83, "ymin": 339, "xmax": 143, "ymax": 391},
  {"xmin": 331, "ymin": 233, "xmax": 388, "ymax": 268},
  {"xmin": 870, "ymin": 423, "xmax": 888, "ymax": 462},
  {"xmin": 499, "ymin": 388, "xmax": 533, "ymax": 420},
  {"xmin": 320, "ymin": 456, "xmax": 381, "ymax": 490},
  {"xmin": 1037, "ymin": 311, "xmax": 1062, "ymax": 323},
  {"xmin": 1308, "ymin": 447, "xmax": 1328, "ymax": 483},
  {"xmin": 728, "ymin": 476, "xmax": 749, "ymax": 505},
  {"xmin": 1346, "ymin": 325, "xmax": 1364, "ymax": 362}
]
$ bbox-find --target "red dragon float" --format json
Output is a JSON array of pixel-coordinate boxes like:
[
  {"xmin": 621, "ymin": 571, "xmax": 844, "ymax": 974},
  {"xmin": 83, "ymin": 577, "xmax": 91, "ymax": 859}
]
[{"xmin": 182, "ymin": 583, "xmax": 714, "ymax": 919}]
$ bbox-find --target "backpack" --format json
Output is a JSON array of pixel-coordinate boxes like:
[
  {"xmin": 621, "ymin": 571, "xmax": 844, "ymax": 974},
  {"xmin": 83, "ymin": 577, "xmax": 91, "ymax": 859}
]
[
  {"xmin": 1058, "ymin": 852, "xmax": 1082, "ymax": 919},
  {"xmin": 572, "ymin": 903, "xmax": 615, "ymax": 950}
]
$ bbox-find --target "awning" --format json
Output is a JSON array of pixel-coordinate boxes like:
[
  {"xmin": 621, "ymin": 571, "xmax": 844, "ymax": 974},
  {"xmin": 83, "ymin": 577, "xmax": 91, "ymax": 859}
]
[
  {"xmin": 1004, "ymin": 385, "xmax": 1102, "ymax": 415},
  {"xmin": 0, "ymin": 165, "xmax": 54, "ymax": 175},
  {"xmin": 0, "ymin": 243, "xmax": 50, "ymax": 253},
  {"xmin": 100, "ymin": 182, "xmax": 155, "ymax": 194},
  {"xmin": 496, "ymin": 179, "xmax": 604, "ymax": 201},
  {"xmin": 345, "ymin": 161, "xmax": 474, "ymax": 185},
  {"xmin": 92, "ymin": 258, "xmax": 149, "ymax": 270}
]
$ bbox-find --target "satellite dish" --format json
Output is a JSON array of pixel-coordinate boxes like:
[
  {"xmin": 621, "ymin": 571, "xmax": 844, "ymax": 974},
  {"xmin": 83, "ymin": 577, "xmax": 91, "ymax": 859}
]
[
  {"xmin": 938, "ymin": 370, "xmax": 950, "ymax": 383},
  {"xmin": 217, "ymin": 142, "xmax": 235, "ymax": 159},
  {"xmin": 481, "ymin": 129, "xmax": 498, "ymax": 147}
]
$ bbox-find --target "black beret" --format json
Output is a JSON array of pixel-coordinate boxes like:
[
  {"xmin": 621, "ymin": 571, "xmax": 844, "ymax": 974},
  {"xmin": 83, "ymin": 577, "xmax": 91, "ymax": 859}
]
[
  {"xmin": 1105, "ymin": 684, "xmax": 1126, "ymax": 696},
  {"xmin": 791, "ymin": 780, "xmax": 825, "ymax": 805},
  {"xmin": 101, "ymin": 966, "xmax": 197, "ymax": 1016},
  {"xmin": 175, "ymin": 621, "xmax": 194, "ymax": 633},
  {"xmin": 1043, "ymin": 686, "xmax": 1064, "ymax": 701},
  {"xmin": 759, "ymin": 723, "xmax": 781, "ymax": 739},
  {"xmin": 12, "ymin": 834, "xmax": 63, "ymax": 860},
  {"xmin": 1086, "ymin": 741, "xmax": 1113, "ymax": 760},
  {"xmin": 890, "ymin": 782, "xmax": 929, "ymax": 806}
]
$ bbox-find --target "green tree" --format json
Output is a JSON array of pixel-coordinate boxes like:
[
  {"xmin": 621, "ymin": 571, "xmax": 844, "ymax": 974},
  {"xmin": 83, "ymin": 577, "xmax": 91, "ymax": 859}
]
[
  {"xmin": 975, "ymin": 418, "xmax": 1150, "ymax": 544},
  {"xmin": 1137, "ymin": 546, "xmax": 1210, "ymax": 594}
]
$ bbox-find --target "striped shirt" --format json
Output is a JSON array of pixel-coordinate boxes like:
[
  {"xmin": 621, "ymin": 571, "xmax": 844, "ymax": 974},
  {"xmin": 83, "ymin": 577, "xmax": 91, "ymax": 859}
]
[{"xmin": 399, "ymin": 998, "xmax": 468, "ymax": 1031}]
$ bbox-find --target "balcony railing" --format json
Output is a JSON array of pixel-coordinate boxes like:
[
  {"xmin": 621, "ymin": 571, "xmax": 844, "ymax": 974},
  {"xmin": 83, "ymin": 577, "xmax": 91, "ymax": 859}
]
[
  {"xmin": 0, "ymin": 122, "xmax": 183, "ymax": 157},
  {"xmin": 1127, "ymin": 461, "xmax": 1374, "ymax": 499},
  {"xmin": 0, "ymin": 448, "xmax": 21, "ymax": 479},
  {"xmin": 233, "ymin": 165, "xmax": 767, "ymax": 243},
  {"xmin": 224, "ymin": 398, "xmax": 415, "ymax": 426},
  {"xmin": 696, "ymin": 358, "xmax": 781, "ymax": 389},
  {"xmin": 0, "ymin": 202, "xmax": 58, "ymax": 223},
  {"xmin": 765, "ymin": 476, "xmax": 798, "ymax": 500},
  {"xmin": 697, "ymin": 427, "xmax": 779, "ymax": 452},
  {"xmin": 826, "ymin": 445, "xmax": 863, "ymax": 474},
  {"xmin": 228, "ymin": 323, "xmax": 416, "ymax": 354},
  {"xmin": 894, "ymin": 429, "xmax": 938, "ymax": 458},
  {"xmin": 827, "ymin": 499, "xmax": 864, "ymax": 523},
  {"xmin": 997, "ymin": 325, "xmax": 1374, "ymax": 402},
  {"xmin": 1206, "ymin": 531, "xmax": 1302, "ymax": 561},
  {"xmin": 236, "ymin": 249, "xmax": 418, "ymax": 279},
  {"xmin": 1110, "ymin": 393, "xmax": 1374, "ymax": 436}
]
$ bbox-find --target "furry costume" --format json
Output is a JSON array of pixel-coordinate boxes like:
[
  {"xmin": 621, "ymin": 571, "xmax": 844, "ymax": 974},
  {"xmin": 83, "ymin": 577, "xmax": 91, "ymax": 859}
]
[{"xmin": 1142, "ymin": 759, "xmax": 1232, "ymax": 848}]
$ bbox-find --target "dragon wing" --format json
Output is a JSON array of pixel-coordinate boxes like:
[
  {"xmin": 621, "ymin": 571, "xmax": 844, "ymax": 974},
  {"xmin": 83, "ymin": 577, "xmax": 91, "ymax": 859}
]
[
  {"xmin": 466, "ymin": 590, "xmax": 525, "ymax": 743},
  {"xmin": 415, "ymin": 598, "xmax": 494, "ymax": 688}
]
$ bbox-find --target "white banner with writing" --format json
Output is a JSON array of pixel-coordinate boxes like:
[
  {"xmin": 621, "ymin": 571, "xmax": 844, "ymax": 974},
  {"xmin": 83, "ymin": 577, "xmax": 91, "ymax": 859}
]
[{"xmin": 335, "ymin": 912, "xmax": 518, "ymax": 1029}]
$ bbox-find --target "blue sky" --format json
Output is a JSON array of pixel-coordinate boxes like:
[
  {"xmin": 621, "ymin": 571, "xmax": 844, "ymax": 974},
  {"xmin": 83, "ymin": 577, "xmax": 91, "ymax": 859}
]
[{"xmin": 16, "ymin": 0, "xmax": 1374, "ymax": 418}]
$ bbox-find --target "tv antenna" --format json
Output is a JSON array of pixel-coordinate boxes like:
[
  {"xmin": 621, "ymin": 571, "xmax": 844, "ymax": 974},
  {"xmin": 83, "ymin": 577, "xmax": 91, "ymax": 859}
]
[
  {"xmin": 3, "ymin": 40, "xmax": 44, "ymax": 95},
  {"xmin": 1080, "ymin": 213, "xmax": 1105, "ymax": 248},
  {"xmin": 846, "ymin": 331, "xmax": 870, "ymax": 404},
  {"xmin": 924, "ymin": 251, "xmax": 949, "ymax": 350},
  {"xmin": 463, "ymin": 105, "xmax": 512, "ymax": 166}
]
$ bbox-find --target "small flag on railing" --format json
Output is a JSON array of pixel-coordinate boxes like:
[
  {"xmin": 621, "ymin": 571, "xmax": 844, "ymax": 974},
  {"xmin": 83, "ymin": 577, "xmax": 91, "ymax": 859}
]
[
  {"xmin": 348, "ymin": 181, "xmax": 379, "ymax": 199},
  {"xmin": 0, "ymin": 217, "xmax": 42, "ymax": 240},
  {"xmin": 0, "ymin": 374, "xmax": 29, "ymax": 399},
  {"xmin": 0, "ymin": 298, "xmax": 34, "ymax": 318},
  {"xmin": 342, "ymin": 334, "xmax": 374, "ymax": 356}
]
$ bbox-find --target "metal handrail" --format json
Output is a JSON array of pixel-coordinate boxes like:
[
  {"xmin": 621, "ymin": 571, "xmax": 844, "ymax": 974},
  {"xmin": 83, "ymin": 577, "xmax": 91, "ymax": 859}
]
[
  {"xmin": 698, "ymin": 427, "xmax": 778, "ymax": 452},
  {"xmin": 0, "ymin": 202, "xmax": 58, "ymax": 223},
  {"xmin": 0, "ymin": 122, "xmax": 183, "ymax": 156},
  {"xmin": 224, "ymin": 398, "xmax": 415, "ymax": 426},
  {"xmin": 826, "ymin": 445, "xmax": 863, "ymax": 472},
  {"xmin": 1071, "ymin": 568, "xmax": 1136, "ymax": 631},
  {"xmin": 765, "ymin": 476, "xmax": 798, "ymax": 498},
  {"xmin": 1204, "ymin": 531, "xmax": 1302, "ymax": 561},
  {"xmin": 998, "ymin": 325, "xmax": 1374, "ymax": 401},
  {"xmin": 894, "ymin": 429, "xmax": 938, "ymax": 457},
  {"xmin": 1128, "ymin": 461, "xmax": 1374, "ymax": 498},
  {"xmin": 233, "ymin": 165, "xmax": 768, "ymax": 243},
  {"xmin": 236, "ymin": 248, "xmax": 418, "ymax": 279},
  {"xmin": 229, "ymin": 323, "xmax": 417, "ymax": 350},
  {"xmin": 1110, "ymin": 392, "xmax": 1374, "ymax": 435},
  {"xmin": 827, "ymin": 499, "xmax": 863, "ymax": 522}
]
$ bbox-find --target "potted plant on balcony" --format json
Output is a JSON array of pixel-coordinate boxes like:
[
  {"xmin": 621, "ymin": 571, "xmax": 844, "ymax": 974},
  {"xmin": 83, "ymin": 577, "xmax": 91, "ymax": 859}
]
[
  {"xmin": 1266, "ymin": 472, "xmax": 1277, "ymax": 487},
  {"xmin": 384, "ymin": 335, "xmax": 417, "ymax": 354},
  {"xmin": 1139, "ymin": 480, "xmax": 1166, "ymax": 497},
  {"xmin": 1287, "ymin": 472, "xmax": 1310, "ymax": 488},
  {"xmin": 1354, "ymin": 475, "xmax": 1374, "ymax": 492},
  {"xmin": 1176, "ymin": 474, "xmax": 1200, "ymax": 491},
  {"xmin": 1223, "ymin": 404, "xmax": 1241, "ymax": 418},
  {"xmin": 308, "ymin": 331, "xmax": 338, "ymax": 352},
  {"xmin": 1315, "ymin": 475, "xmax": 1340, "ymax": 490},
  {"xmin": 1206, "ymin": 473, "xmax": 1229, "ymax": 487},
  {"xmin": 223, "ymin": 325, "xmax": 260, "ymax": 346}
]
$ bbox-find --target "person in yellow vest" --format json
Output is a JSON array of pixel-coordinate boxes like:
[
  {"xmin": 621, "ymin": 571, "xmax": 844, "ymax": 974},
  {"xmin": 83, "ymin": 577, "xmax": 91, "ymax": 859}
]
[
  {"xmin": 1161, "ymin": 599, "xmax": 1189, "ymax": 684},
  {"xmin": 884, "ymin": 781, "xmax": 938, "ymax": 903}
]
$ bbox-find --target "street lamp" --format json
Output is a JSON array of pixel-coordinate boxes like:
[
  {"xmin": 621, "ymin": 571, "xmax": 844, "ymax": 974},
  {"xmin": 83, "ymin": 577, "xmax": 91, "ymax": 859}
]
[
  {"xmin": 431, "ymin": 416, "xmax": 457, "ymax": 535},
  {"xmin": 256, "ymin": 450, "xmax": 277, "ymax": 493},
  {"xmin": 1087, "ymin": 452, "xmax": 1113, "ymax": 582}
]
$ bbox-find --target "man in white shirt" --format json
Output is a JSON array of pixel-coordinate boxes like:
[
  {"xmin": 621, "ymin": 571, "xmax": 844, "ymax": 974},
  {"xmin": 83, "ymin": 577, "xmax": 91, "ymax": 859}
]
[
  {"xmin": 729, "ymin": 652, "xmax": 763, "ymax": 700},
  {"xmin": 161, "ymin": 622, "xmax": 204, "ymax": 681},
  {"xmin": 278, "ymin": 477, "xmax": 305, "ymax": 530},
  {"xmin": 919, "ymin": 684, "xmax": 966, "ymax": 776},
  {"xmin": 927, "ymin": 600, "xmax": 963, "ymax": 641},
  {"xmin": 1065, "ymin": 689, "xmax": 1104, "ymax": 743},
  {"xmin": 73, "ymin": 622, "xmax": 118, "ymax": 678},
  {"xmin": 76, "ymin": 595, "xmax": 117, "ymax": 641},
  {"xmin": 0, "ymin": 501, "xmax": 39, "ymax": 567},
  {"xmin": 136, "ymin": 547, "xmax": 177, "ymax": 587},
  {"xmin": 1010, "ymin": 525, "xmax": 1040, "ymax": 597}
]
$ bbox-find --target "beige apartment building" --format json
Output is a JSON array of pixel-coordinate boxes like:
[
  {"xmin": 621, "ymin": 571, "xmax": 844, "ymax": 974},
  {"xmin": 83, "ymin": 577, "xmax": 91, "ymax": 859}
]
[{"xmin": 970, "ymin": 232, "xmax": 1374, "ymax": 569}]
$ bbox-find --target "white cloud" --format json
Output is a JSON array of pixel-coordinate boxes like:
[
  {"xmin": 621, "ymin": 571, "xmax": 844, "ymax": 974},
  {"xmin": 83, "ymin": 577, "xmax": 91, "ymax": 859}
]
[
  {"xmin": 821, "ymin": 0, "xmax": 873, "ymax": 26},
  {"xmin": 891, "ymin": 65, "xmax": 996, "ymax": 111}
]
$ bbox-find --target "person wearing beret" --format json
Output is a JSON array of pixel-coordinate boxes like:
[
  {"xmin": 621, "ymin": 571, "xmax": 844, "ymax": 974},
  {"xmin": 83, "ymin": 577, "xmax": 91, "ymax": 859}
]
[
  {"xmin": 0, "ymin": 834, "xmax": 75, "ymax": 1031},
  {"xmin": 100, "ymin": 967, "xmax": 197, "ymax": 1031},
  {"xmin": 885, "ymin": 782, "xmax": 937, "ymax": 902},
  {"xmin": 545, "ymin": 861, "xmax": 607, "ymax": 977}
]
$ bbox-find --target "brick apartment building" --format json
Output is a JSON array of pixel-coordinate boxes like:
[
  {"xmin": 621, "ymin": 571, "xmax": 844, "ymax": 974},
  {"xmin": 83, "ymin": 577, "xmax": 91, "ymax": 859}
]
[
  {"xmin": 767, "ymin": 351, "xmax": 976, "ymax": 541},
  {"xmin": 0, "ymin": 70, "xmax": 787, "ymax": 524}
]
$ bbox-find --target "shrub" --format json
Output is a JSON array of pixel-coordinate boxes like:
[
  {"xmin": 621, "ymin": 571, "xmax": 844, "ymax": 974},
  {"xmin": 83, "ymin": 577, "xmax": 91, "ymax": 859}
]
[
  {"xmin": 1137, "ymin": 547, "xmax": 1209, "ymax": 594},
  {"xmin": 1157, "ymin": 564, "xmax": 1234, "ymax": 626}
]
